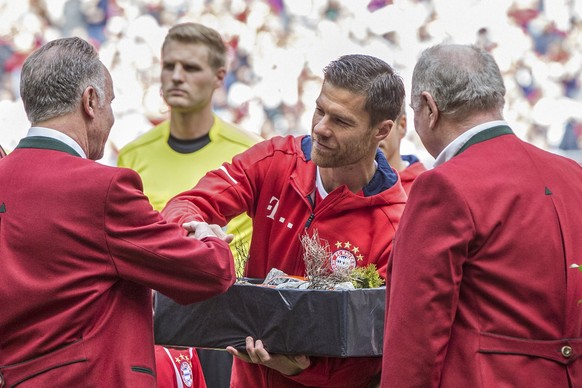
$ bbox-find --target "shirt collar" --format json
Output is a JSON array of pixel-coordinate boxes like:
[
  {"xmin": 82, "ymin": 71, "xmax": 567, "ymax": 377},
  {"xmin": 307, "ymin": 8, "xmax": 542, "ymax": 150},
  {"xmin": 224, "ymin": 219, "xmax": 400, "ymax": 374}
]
[
  {"xmin": 27, "ymin": 127, "xmax": 87, "ymax": 159},
  {"xmin": 433, "ymin": 120, "xmax": 507, "ymax": 167},
  {"xmin": 315, "ymin": 160, "xmax": 379, "ymax": 199},
  {"xmin": 301, "ymin": 135, "xmax": 398, "ymax": 197}
]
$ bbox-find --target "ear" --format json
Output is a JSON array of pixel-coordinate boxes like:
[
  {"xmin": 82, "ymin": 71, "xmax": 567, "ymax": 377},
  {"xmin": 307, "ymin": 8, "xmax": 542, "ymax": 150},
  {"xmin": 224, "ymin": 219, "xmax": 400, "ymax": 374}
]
[
  {"xmin": 397, "ymin": 114, "xmax": 407, "ymax": 140},
  {"xmin": 215, "ymin": 66, "xmax": 227, "ymax": 88},
  {"xmin": 82, "ymin": 86, "xmax": 97, "ymax": 119},
  {"xmin": 375, "ymin": 119, "xmax": 394, "ymax": 142},
  {"xmin": 422, "ymin": 91, "xmax": 439, "ymax": 129}
]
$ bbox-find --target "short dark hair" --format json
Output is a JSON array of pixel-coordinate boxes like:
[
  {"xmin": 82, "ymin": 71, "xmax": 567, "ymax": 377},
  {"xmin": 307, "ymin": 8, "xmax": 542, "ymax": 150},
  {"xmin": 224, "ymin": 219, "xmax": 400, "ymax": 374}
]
[{"xmin": 323, "ymin": 54, "xmax": 405, "ymax": 127}]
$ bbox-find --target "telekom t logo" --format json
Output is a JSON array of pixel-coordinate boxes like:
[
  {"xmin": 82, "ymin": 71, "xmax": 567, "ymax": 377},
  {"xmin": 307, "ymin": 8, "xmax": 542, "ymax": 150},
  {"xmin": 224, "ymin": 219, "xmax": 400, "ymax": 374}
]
[{"xmin": 266, "ymin": 196, "xmax": 294, "ymax": 229}]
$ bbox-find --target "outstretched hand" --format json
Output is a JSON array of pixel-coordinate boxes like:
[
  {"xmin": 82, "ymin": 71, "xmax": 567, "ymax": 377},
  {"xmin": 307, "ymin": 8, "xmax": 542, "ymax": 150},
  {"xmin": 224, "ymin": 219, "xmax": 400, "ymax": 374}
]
[
  {"xmin": 182, "ymin": 221, "xmax": 234, "ymax": 243},
  {"xmin": 226, "ymin": 336, "xmax": 311, "ymax": 376}
]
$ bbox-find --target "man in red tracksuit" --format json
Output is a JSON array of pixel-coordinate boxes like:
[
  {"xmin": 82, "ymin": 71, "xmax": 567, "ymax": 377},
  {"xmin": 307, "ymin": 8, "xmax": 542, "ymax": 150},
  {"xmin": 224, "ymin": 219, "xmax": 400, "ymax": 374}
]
[
  {"xmin": 162, "ymin": 54, "xmax": 406, "ymax": 388},
  {"xmin": 378, "ymin": 104, "xmax": 427, "ymax": 195}
]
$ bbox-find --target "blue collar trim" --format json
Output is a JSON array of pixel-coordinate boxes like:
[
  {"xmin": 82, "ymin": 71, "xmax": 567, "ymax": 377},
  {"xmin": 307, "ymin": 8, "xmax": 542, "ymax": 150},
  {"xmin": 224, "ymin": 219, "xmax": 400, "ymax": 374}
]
[
  {"xmin": 401, "ymin": 154, "xmax": 420, "ymax": 165},
  {"xmin": 301, "ymin": 135, "xmax": 397, "ymax": 196}
]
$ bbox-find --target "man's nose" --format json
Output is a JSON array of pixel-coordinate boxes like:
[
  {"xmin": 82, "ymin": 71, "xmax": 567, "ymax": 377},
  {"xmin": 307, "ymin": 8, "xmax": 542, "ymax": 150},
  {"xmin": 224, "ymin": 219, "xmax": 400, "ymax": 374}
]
[
  {"xmin": 313, "ymin": 117, "xmax": 331, "ymax": 137},
  {"xmin": 172, "ymin": 64, "xmax": 184, "ymax": 81}
]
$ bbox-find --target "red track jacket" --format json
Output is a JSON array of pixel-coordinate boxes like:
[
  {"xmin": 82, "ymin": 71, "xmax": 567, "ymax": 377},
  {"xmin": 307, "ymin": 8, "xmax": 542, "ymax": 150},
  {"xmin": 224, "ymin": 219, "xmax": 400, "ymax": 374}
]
[{"xmin": 163, "ymin": 135, "xmax": 407, "ymax": 388}]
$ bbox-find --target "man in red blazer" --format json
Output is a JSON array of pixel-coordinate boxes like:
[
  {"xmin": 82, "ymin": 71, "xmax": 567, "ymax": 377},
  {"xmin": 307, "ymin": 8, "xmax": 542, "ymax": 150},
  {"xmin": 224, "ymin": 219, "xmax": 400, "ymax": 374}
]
[
  {"xmin": 382, "ymin": 44, "xmax": 582, "ymax": 387},
  {"xmin": 0, "ymin": 37, "xmax": 235, "ymax": 387}
]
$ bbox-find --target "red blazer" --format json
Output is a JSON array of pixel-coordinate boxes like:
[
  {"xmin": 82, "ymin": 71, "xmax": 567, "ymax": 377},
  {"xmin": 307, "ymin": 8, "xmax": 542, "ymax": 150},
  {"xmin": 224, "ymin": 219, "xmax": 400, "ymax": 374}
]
[
  {"xmin": 0, "ymin": 137, "xmax": 235, "ymax": 387},
  {"xmin": 382, "ymin": 126, "xmax": 582, "ymax": 387}
]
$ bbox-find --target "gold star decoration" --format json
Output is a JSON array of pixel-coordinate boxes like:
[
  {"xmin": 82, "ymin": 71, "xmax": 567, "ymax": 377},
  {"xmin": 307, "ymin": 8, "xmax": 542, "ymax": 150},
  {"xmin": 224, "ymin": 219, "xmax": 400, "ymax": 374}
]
[
  {"xmin": 175, "ymin": 354, "xmax": 190, "ymax": 363},
  {"xmin": 333, "ymin": 240, "xmax": 365, "ymax": 261}
]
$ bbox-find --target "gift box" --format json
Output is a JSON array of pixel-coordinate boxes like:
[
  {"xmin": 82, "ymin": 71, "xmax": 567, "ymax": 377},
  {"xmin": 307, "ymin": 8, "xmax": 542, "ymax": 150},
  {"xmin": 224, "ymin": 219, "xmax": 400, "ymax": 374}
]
[{"xmin": 154, "ymin": 282, "xmax": 385, "ymax": 358}]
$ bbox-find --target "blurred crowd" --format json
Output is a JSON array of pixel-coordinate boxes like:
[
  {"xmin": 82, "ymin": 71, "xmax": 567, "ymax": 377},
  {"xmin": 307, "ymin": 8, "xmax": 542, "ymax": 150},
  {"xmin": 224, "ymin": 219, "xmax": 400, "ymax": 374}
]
[{"xmin": 1, "ymin": 0, "xmax": 582, "ymax": 165}]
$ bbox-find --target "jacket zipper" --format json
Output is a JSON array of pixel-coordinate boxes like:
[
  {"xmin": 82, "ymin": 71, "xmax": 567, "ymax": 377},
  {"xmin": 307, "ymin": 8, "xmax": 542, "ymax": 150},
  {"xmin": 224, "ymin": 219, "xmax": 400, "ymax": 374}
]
[
  {"xmin": 304, "ymin": 213, "xmax": 315, "ymax": 228},
  {"xmin": 304, "ymin": 192, "xmax": 316, "ymax": 229}
]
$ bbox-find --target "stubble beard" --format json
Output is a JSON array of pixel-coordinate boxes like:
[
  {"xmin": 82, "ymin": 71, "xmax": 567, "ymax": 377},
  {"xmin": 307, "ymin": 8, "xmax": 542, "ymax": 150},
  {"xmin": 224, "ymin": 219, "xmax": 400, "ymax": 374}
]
[
  {"xmin": 311, "ymin": 146, "xmax": 340, "ymax": 167},
  {"xmin": 312, "ymin": 131, "xmax": 375, "ymax": 168},
  {"xmin": 311, "ymin": 143, "xmax": 370, "ymax": 168}
]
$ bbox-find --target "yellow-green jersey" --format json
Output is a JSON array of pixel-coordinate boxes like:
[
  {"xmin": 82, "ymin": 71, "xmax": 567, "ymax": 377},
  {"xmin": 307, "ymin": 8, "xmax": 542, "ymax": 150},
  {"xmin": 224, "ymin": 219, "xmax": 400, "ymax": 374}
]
[{"xmin": 117, "ymin": 114, "xmax": 262, "ymax": 263}]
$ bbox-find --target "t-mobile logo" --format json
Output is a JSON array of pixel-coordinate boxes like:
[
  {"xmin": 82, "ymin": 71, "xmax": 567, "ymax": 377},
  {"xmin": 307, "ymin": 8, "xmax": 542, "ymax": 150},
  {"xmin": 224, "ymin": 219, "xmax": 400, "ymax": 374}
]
[{"xmin": 266, "ymin": 196, "xmax": 293, "ymax": 229}]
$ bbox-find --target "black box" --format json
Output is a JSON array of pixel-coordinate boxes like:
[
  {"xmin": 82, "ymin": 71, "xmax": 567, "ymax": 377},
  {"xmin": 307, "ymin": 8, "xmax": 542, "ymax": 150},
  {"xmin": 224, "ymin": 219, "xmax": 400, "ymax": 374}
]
[{"xmin": 154, "ymin": 283, "xmax": 385, "ymax": 358}]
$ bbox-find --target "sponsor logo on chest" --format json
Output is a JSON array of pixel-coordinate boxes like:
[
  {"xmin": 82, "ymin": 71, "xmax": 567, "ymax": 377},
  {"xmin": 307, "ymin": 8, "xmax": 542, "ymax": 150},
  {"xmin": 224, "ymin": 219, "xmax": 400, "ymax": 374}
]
[{"xmin": 266, "ymin": 196, "xmax": 294, "ymax": 229}]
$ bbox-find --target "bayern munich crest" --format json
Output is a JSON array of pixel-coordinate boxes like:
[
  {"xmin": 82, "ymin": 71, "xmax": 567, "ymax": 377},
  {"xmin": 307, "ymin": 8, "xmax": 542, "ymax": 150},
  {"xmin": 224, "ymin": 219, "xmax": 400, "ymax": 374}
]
[
  {"xmin": 180, "ymin": 360, "xmax": 193, "ymax": 387},
  {"xmin": 330, "ymin": 241, "xmax": 364, "ymax": 272},
  {"xmin": 174, "ymin": 354, "xmax": 194, "ymax": 387}
]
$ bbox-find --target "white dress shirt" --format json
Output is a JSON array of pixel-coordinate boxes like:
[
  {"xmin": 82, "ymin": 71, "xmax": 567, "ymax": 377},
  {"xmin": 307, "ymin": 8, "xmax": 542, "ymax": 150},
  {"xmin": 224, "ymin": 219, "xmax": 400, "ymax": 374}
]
[
  {"xmin": 433, "ymin": 120, "xmax": 508, "ymax": 167},
  {"xmin": 27, "ymin": 126, "xmax": 86, "ymax": 159}
]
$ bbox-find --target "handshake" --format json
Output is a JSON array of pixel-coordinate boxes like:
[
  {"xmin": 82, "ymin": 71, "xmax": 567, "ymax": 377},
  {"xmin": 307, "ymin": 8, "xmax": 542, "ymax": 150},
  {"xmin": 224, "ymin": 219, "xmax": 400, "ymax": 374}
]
[{"xmin": 182, "ymin": 221, "xmax": 234, "ymax": 243}]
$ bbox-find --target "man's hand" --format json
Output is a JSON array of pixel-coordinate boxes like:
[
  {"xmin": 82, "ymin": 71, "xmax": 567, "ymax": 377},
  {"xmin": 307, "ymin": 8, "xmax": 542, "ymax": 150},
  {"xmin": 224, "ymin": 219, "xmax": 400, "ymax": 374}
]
[
  {"xmin": 182, "ymin": 221, "xmax": 234, "ymax": 243},
  {"xmin": 226, "ymin": 336, "xmax": 311, "ymax": 376}
]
